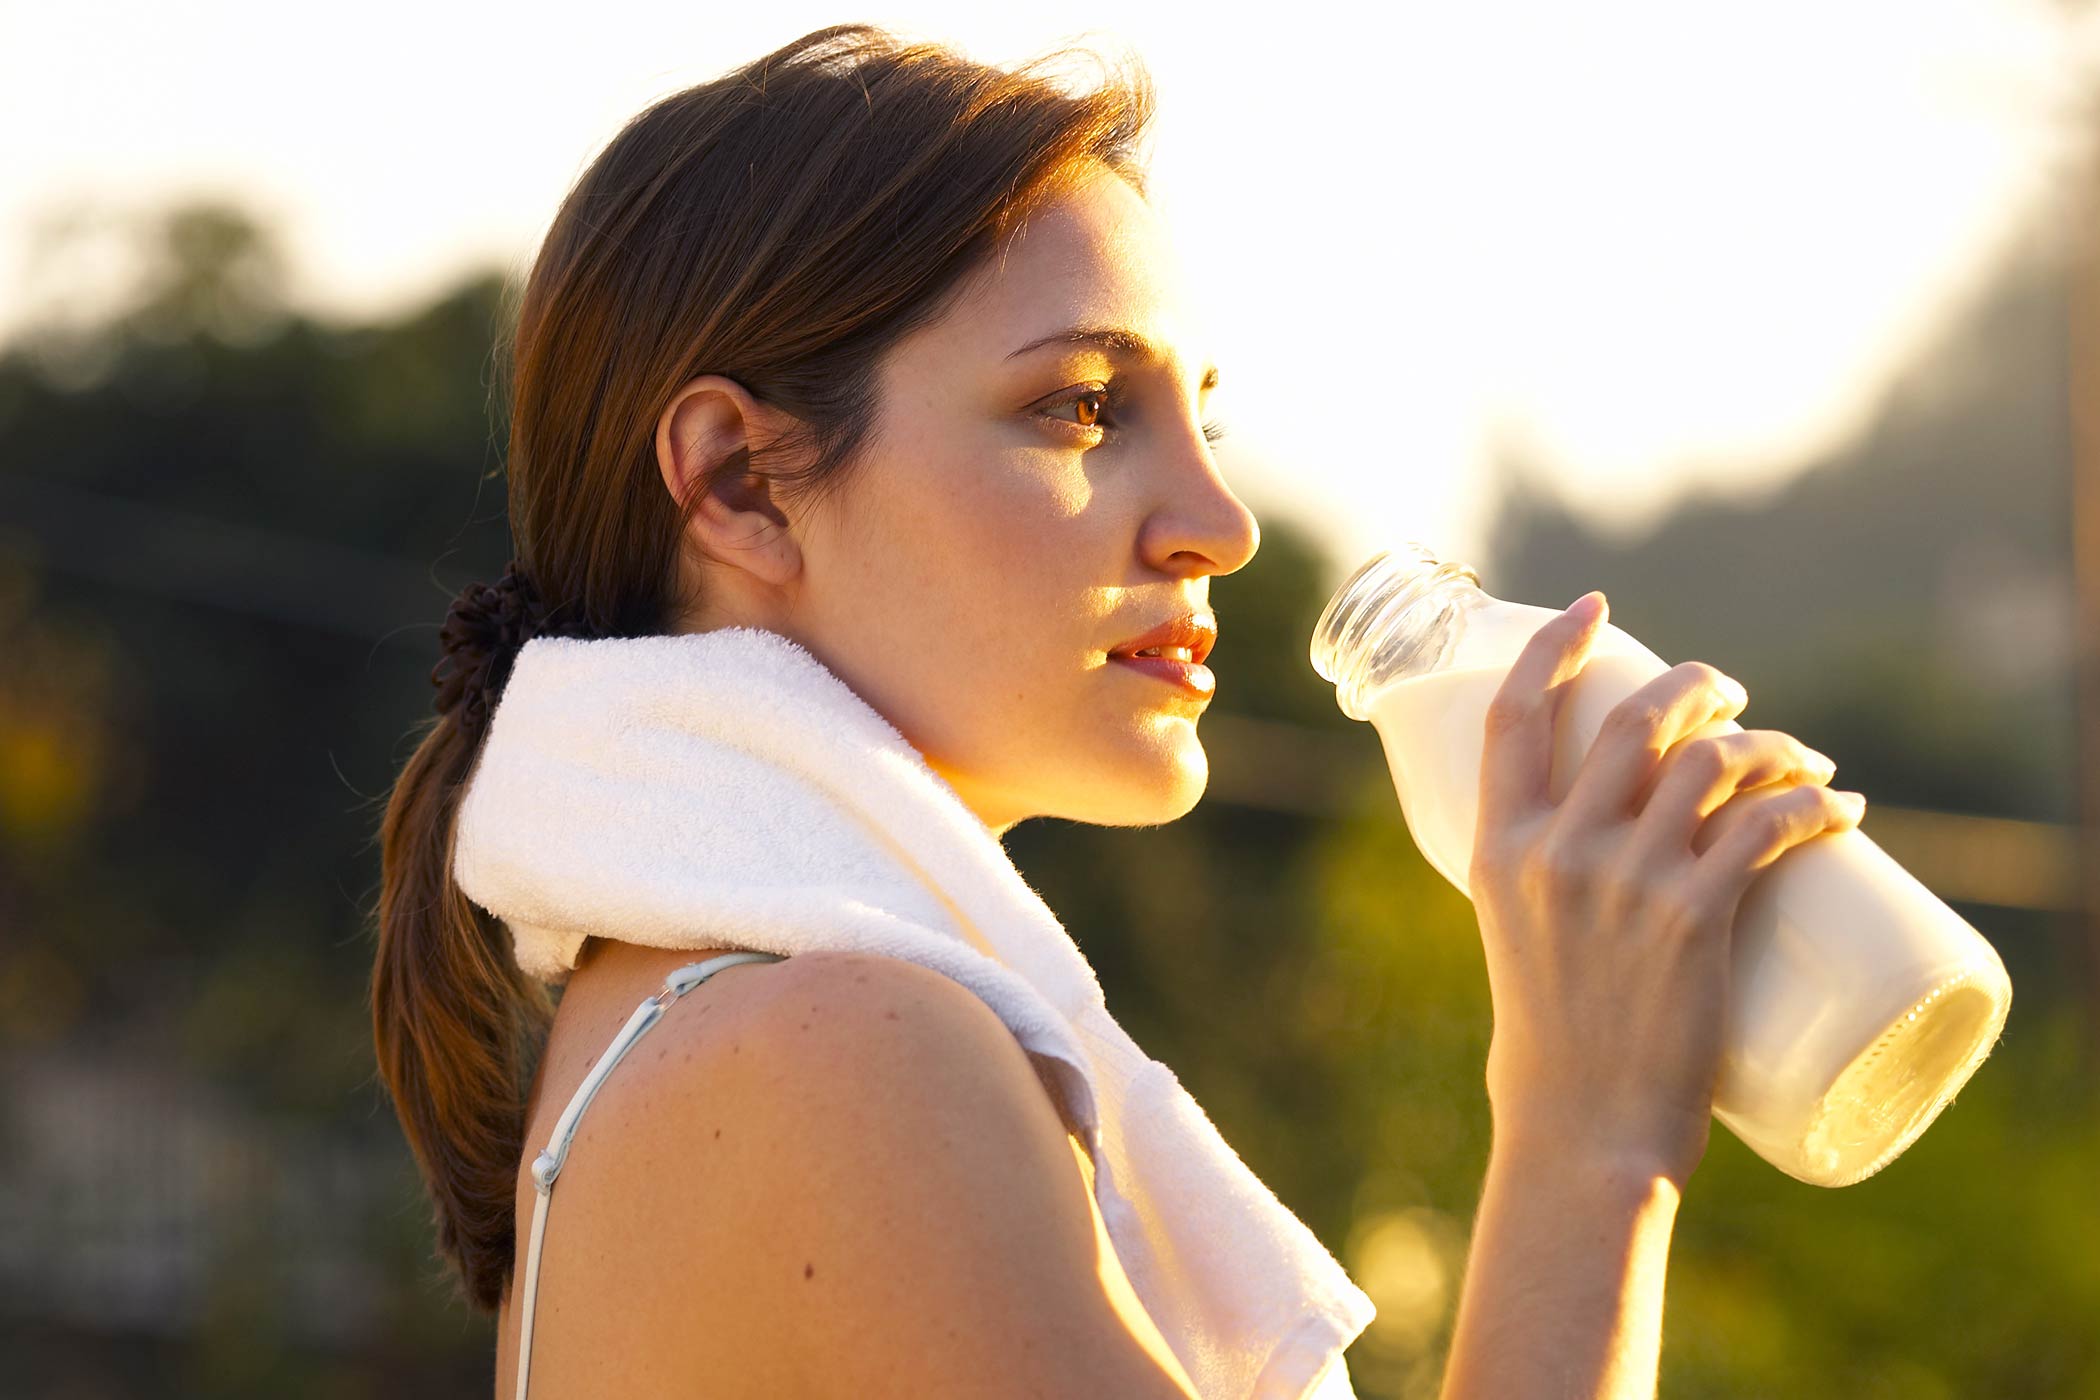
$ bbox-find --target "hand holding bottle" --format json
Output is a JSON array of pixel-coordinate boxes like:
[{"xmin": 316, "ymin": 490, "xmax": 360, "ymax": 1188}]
[
  {"xmin": 1465, "ymin": 591, "xmax": 1866, "ymax": 1189},
  {"xmin": 1313, "ymin": 544, "xmax": 2012, "ymax": 1186}
]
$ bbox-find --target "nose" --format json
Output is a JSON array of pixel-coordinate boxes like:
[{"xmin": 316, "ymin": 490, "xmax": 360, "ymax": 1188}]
[{"xmin": 1139, "ymin": 429, "xmax": 1261, "ymax": 579}]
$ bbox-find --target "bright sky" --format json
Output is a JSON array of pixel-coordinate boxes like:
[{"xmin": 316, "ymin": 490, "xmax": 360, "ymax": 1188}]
[{"xmin": 4, "ymin": 1, "xmax": 2096, "ymax": 578}]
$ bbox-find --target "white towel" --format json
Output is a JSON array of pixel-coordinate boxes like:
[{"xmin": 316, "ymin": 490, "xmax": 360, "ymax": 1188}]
[{"xmin": 452, "ymin": 624, "xmax": 1375, "ymax": 1400}]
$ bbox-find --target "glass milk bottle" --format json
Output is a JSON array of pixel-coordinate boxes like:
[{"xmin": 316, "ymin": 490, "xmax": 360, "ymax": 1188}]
[{"xmin": 1308, "ymin": 542, "xmax": 2013, "ymax": 1186}]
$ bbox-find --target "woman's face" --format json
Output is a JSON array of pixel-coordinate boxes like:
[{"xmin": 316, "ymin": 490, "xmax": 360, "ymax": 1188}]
[{"xmin": 663, "ymin": 163, "xmax": 1260, "ymax": 839}]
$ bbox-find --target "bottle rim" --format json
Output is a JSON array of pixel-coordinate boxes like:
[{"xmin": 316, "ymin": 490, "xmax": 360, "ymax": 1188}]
[{"xmin": 1309, "ymin": 542, "xmax": 1481, "ymax": 721}]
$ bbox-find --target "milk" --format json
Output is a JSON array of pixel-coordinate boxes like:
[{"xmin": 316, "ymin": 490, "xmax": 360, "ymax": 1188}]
[{"xmin": 1311, "ymin": 548, "xmax": 2013, "ymax": 1187}]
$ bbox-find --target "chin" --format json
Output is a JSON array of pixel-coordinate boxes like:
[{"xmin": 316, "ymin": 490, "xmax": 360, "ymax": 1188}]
[{"xmin": 1053, "ymin": 752, "xmax": 1210, "ymax": 828}]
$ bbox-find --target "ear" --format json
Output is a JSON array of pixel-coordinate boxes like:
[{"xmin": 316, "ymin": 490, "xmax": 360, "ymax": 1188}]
[{"xmin": 655, "ymin": 374, "xmax": 804, "ymax": 588}]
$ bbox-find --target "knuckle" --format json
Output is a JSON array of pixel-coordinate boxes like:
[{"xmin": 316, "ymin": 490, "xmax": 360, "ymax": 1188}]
[
  {"xmin": 1818, "ymin": 784, "xmax": 1859, "ymax": 812},
  {"xmin": 1650, "ymin": 881, "xmax": 1709, "ymax": 935},
  {"xmin": 1680, "ymin": 734, "xmax": 1731, "ymax": 781},
  {"xmin": 1681, "ymin": 659, "xmax": 1729, "ymax": 691},
  {"xmin": 1483, "ymin": 690, "xmax": 1532, "ymax": 736},
  {"xmin": 1545, "ymin": 831, "xmax": 1587, "ymax": 885},
  {"xmin": 1693, "ymin": 660, "xmax": 1745, "ymax": 702},
  {"xmin": 1606, "ymin": 851, "xmax": 1667, "ymax": 907},
  {"xmin": 1530, "ymin": 831, "xmax": 1594, "ymax": 890},
  {"xmin": 1612, "ymin": 851, "xmax": 1698, "ymax": 924},
  {"xmin": 1607, "ymin": 698, "xmax": 1668, "ymax": 738},
  {"xmin": 1748, "ymin": 729, "xmax": 1800, "ymax": 769}
]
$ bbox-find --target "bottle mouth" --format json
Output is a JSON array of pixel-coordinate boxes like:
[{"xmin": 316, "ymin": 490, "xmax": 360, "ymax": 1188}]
[{"xmin": 1309, "ymin": 542, "xmax": 1480, "ymax": 720}]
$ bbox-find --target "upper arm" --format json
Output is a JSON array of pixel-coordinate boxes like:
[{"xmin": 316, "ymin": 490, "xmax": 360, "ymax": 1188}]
[{"xmin": 635, "ymin": 949, "xmax": 1200, "ymax": 1398}]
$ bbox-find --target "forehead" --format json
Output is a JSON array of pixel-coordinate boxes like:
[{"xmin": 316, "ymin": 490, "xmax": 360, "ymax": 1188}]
[{"xmin": 925, "ymin": 167, "xmax": 1212, "ymax": 375}]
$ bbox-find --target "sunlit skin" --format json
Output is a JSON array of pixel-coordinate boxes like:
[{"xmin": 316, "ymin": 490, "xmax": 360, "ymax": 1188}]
[{"xmin": 652, "ymin": 161, "xmax": 1261, "ymax": 840}]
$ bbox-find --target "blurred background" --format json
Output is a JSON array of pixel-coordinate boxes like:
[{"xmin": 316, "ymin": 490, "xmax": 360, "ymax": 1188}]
[{"xmin": 5, "ymin": 2, "xmax": 2100, "ymax": 1396}]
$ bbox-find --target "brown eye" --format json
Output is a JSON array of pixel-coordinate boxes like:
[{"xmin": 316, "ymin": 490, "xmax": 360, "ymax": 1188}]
[{"xmin": 1036, "ymin": 384, "xmax": 1120, "ymax": 441}]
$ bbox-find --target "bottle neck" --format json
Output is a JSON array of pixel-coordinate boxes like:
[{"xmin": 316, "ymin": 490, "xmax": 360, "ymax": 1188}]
[{"xmin": 1310, "ymin": 542, "xmax": 1487, "ymax": 721}]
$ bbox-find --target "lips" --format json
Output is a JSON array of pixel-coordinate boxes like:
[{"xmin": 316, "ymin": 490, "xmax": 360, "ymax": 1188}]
[
  {"xmin": 1110, "ymin": 650, "xmax": 1217, "ymax": 699},
  {"xmin": 1107, "ymin": 609, "xmax": 1218, "ymax": 666}
]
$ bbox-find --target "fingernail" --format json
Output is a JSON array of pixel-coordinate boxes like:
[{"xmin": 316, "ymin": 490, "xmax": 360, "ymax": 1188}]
[
  {"xmin": 1568, "ymin": 591, "xmax": 1604, "ymax": 623},
  {"xmin": 1839, "ymin": 790, "xmax": 1867, "ymax": 812}
]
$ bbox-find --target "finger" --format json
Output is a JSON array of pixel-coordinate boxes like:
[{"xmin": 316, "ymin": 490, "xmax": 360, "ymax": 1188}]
[
  {"xmin": 1626, "ymin": 728, "xmax": 1838, "ymax": 850},
  {"xmin": 1555, "ymin": 659, "xmax": 1750, "ymax": 831},
  {"xmin": 1477, "ymin": 592, "xmax": 1609, "ymax": 833},
  {"xmin": 1682, "ymin": 785, "xmax": 1866, "ymax": 919}
]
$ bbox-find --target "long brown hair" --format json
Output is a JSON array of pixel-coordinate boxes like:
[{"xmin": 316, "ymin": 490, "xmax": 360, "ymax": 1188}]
[{"xmin": 369, "ymin": 22, "xmax": 1157, "ymax": 1314}]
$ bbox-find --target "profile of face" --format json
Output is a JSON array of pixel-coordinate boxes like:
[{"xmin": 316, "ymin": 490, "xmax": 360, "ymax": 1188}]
[{"xmin": 656, "ymin": 162, "xmax": 1260, "ymax": 839}]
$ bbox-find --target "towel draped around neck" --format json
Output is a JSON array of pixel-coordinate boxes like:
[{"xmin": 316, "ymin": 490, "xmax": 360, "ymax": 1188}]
[{"xmin": 452, "ymin": 625, "xmax": 1374, "ymax": 1399}]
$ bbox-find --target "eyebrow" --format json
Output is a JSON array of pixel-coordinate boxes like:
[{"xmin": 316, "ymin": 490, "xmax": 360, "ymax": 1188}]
[{"xmin": 1006, "ymin": 325, "xmax": 1220, "ymax": 389}]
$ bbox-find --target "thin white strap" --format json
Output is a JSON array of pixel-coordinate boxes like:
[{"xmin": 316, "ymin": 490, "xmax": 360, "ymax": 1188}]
[{"xmin": 513, "ymin": 950, "xmax": 786, "ymax": 1400}]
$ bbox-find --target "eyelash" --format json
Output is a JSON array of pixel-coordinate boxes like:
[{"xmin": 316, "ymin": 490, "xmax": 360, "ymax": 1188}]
[{"xmin": 1038, "ymin": 380, "xmax": 1231, "ymax": 446}]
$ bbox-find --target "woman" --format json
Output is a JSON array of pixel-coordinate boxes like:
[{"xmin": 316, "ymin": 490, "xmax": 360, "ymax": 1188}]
[{"xmin": 371, "ymin": 23, "xmax": 1863, "ymax": 1399}]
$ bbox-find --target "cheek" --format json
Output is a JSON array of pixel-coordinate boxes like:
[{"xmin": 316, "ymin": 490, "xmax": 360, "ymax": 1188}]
[
  {"xmin": 874, "ymin": 438, "xmax": 1091, "ymax": 612},
  {"xmin": 825, "ymin": 421, "xmax": 1101, "ymax": 712}
]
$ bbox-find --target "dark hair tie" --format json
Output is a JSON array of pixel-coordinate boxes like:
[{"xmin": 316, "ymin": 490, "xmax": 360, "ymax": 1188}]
[{"xmin": 430, "ymin": 561, "xmax": 569, "ymax": 739}]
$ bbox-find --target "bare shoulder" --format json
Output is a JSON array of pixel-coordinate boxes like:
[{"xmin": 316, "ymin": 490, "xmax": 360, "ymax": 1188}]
[
  {"xmin": 579, "ymin": 948, "xmax": 1198, "ymax": 1398},
  {"xmin": 630, "ymin": 948, "xmax": 1035, "ymax": 1125},
  {"xmin": 708, "ymin": 947, "xmax": 1048, "ymax": 1118},
  {"xmin": 644, "ymin": 946, "xmax": 1060, "ymax": 1196}
]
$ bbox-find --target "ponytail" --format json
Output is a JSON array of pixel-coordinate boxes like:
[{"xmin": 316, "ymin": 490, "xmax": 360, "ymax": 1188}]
[
  {"xmin": 371, "ymin": 703, "xmax": 550, "ymax": 1312},
  {"xmin": 372, "ymin": 563, "xmax": 585, "ymax": 1312}
]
